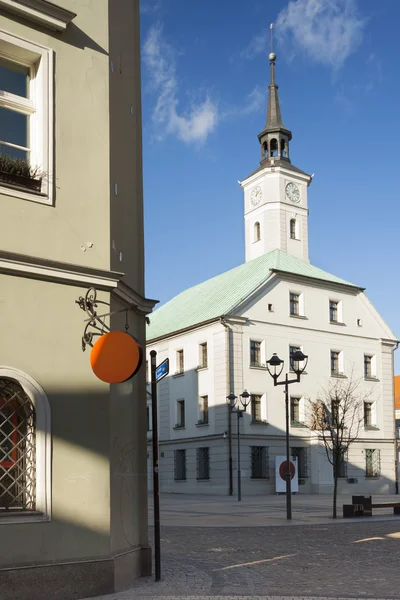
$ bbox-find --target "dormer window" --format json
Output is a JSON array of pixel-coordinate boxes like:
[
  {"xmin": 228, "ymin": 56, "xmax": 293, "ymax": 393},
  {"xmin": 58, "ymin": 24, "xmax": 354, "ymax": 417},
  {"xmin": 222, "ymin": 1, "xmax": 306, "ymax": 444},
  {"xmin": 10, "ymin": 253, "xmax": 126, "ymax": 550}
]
[{"xmin": 254, "ymin": 221, "xmax": 261, "ymax": 242}]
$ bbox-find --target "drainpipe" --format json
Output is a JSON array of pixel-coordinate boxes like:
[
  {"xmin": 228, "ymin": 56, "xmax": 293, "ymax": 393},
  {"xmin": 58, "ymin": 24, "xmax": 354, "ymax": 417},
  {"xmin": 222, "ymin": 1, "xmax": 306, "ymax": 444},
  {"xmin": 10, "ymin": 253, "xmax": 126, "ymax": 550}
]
[{"xmin": 221, "ymin": 318, "xmax": 233, "ymax": 496}]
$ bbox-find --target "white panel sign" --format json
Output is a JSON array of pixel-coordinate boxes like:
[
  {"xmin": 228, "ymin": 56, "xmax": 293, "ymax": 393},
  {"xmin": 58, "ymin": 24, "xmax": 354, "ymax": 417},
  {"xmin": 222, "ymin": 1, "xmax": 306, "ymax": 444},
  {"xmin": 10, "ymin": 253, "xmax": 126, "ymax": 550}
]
[{"xmin": 275, "ymin": 455, "xmax": 298, "ymax": 493}]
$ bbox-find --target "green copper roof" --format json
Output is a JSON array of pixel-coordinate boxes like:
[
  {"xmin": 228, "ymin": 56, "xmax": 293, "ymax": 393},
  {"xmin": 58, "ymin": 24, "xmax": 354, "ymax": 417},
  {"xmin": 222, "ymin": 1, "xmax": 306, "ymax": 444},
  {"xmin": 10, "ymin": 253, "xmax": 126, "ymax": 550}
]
[{"xmin": 147, "ymin": 249, "xmax": 361, "ymax": 341}]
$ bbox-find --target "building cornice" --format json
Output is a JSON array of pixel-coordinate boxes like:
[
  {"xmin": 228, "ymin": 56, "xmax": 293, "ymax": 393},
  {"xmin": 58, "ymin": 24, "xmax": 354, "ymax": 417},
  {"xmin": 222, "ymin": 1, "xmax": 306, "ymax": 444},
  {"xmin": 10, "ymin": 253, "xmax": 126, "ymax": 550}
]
[
  {"xmin": 0, "ymin": 250, "xmax": 158, "ymax": 315},
  {"xmin": 0, "ymin": 0, "xmax": 76, "ymax": 32}
]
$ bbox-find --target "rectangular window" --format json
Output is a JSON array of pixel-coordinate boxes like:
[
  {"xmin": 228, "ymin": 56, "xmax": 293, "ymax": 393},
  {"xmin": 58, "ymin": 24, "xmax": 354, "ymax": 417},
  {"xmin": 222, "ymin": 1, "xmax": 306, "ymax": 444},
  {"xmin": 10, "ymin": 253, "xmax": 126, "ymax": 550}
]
[
  {"xmin": 365, "ymin": 449, "xmax": 380, "ymax": 478},
  {"xmin": 291, "ymin": 447, "xmax": 308, "ymax": 478},
  {"xmin": 251, "ymin": 446, "xmax": 269, "ymax": 479},
  {"xmin": 196, "ymin": 447, "xmax": 210, "ymax": 480},
  {"xmin": 251, "ymin": 394, "xmax": 262, "ymax": 422},
  {"xmin": 364, "ymin": 402, "xmax": 372, "ymax": 427},
  {"xmin": 174, "ymin": 449, "xmax": 186, "ymax": 481},
  {"xmin": 364, "ymin": 354, "xmax": 374, "ymax": 378},
  {"xmin": 290, "ymin": 293, "xmax": 299, "ymax": 316},
  {"xmin": 198, "ymin": 395, "xmax": 209, "ymax": 424},
  {"xmin": 0, "ymin": 32, "xmax": 53, "ymax": 203},
  {"xmin": 176, "ymin": 349, "xmax": 184, "ymax": 374},
  {"xmin": 176, "ymin": 400, "xmax": 185, "ymax": 428},
  {"xmin": 330, "ymin": 350, "xmax": 342, "ymax": 375},
  {"xmin": 250, "ymin": 340, "xmax": 261, "ymax": 367},
  {"xmin": 329, "ymin": 300, "xmax": 338, "ymax": 322},
  {"xmin": 290, "ymin": 345, "xmax": 301, "ymax": 372},
  {"xmin": 290, "ymin": 397, "xmax": 300, "ymax": 424},
  {"xmin": 199, "ymin": 343, "xmax": 208, "ymax": 368}
]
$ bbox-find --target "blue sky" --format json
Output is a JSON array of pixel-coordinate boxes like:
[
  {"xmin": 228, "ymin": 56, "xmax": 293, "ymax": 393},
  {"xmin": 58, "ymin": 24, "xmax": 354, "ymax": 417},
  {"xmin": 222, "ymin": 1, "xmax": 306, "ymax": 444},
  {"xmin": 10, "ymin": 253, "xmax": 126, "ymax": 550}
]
[{"xmin": 140, "ymin": 0, "xmax": 400, "ymax": 371}]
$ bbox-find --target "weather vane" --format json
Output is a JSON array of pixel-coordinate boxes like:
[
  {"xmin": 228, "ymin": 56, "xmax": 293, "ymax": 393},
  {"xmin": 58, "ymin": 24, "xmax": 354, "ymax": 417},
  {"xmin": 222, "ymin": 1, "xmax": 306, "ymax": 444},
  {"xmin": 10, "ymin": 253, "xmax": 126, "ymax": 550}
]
[{"xmin": 270, "ymin": 22, "xmax": 274, "ymax": 53}]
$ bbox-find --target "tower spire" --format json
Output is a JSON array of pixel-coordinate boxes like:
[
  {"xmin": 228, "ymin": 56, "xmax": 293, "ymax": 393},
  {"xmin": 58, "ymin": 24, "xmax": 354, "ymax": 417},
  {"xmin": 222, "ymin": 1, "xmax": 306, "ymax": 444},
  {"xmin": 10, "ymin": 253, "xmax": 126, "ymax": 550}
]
[{"xmin": 257, "ymin": 24, "xmax": 292, "ymax": 164}]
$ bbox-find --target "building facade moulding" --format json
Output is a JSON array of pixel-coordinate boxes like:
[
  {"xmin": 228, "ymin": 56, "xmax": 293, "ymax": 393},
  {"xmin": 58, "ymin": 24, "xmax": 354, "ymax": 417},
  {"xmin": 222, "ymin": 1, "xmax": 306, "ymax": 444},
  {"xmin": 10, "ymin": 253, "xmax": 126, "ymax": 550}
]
[
  {"xmin": 0, "ymin": 250, "xmax": 158, "ymax": 315},
  {"xmin": 0, "ymin": 0, "xmax": 76, "ymax": 31}
]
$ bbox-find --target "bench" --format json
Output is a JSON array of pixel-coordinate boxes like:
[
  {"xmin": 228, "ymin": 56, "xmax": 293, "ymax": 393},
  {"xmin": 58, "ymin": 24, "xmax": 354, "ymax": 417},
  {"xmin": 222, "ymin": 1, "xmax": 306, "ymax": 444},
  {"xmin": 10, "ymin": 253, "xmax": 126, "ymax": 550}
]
[{"xmin": 343, "ymin": 495, "xmax": 400, "ymax": 518}]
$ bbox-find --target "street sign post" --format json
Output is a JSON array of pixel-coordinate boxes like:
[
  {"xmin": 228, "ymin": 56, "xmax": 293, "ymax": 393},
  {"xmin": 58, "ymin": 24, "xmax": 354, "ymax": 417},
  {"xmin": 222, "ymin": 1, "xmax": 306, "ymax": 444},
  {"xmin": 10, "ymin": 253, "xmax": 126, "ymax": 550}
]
[{"xmin": 156, "ymin": 358, "xmax": 169, "ymax": 382}]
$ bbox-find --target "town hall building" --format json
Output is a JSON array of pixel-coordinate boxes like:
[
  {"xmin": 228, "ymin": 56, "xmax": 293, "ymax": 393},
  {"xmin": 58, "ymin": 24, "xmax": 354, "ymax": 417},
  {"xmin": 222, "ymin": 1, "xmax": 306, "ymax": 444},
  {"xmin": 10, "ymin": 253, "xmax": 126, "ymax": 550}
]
[{"xmin": 146, "ymin": 50, "xmax": 398, "ymax": 496}]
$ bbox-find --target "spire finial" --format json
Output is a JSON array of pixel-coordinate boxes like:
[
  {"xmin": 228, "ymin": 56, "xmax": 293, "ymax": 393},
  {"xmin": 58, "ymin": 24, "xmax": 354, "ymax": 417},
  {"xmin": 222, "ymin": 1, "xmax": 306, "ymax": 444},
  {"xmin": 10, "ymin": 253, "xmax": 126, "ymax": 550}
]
[{"xmin": 269, "ymin": 23, "xmax": 276, "ymax": 63}]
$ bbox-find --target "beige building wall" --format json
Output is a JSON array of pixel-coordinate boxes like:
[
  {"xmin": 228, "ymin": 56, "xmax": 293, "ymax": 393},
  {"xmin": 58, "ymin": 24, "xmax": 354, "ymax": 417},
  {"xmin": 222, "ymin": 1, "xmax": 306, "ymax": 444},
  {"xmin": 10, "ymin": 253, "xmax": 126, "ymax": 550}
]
[{"xmin": 0, "ymin": 1, "xmax": 154, "ymax": 599}]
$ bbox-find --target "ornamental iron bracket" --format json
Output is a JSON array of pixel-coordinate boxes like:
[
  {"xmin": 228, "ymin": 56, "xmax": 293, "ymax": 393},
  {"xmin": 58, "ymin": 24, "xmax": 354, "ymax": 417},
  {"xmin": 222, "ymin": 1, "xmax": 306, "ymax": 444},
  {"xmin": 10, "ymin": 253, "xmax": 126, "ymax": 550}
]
[{"xmin": 75, "ymin": 287, "xmax": 131, "ymax": 352}]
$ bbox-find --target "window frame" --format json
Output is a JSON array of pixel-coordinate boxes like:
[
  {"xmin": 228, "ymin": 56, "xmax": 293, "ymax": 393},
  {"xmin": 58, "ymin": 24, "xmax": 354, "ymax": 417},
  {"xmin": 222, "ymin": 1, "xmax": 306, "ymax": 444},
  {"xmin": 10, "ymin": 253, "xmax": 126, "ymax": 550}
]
[
  {"xmin": 254, "ymin": 221, "xmax": 261, "ymax": 242},
  {"xmin": 198, "ymin": 342, "xmax": 208, "ymax": 369},
  {"xmin": 365, "ymin": 448, "xmax": 381, "ymax": 478},
  {"xmin": 175, "ymin": 399, "xmax": 185, "ymax": 428},
  {"xmin": 0, "ymin": 29, "xmax": 54, "ymax": 205},
  {"xmin": 176, "ymin": 349, "xmax": 184, "ymax": 374},
  {"xmin": 174, "ymin": 449, "xmax": 186, "ymax": 481},
  {"xmin": 196, "ymin": 447, "xmax": 210, "ymax": 480},
  {"xmin": 198, "ymin": 395, "xmax": 209, "ymax": 424},
  {"xmin": 0, "ymin": 368, "xmax": 51, "ymax": 524},
  {"xmin": 250, "ymin": 446, "xmax": 269, "ymax": 479},
  {"xmin": 250, "ymin": 339, "xmax": 262, "ymax": 367},
  {"xmin": 330, "ymin": 349, "xmax": 344, "ymax": 376}
]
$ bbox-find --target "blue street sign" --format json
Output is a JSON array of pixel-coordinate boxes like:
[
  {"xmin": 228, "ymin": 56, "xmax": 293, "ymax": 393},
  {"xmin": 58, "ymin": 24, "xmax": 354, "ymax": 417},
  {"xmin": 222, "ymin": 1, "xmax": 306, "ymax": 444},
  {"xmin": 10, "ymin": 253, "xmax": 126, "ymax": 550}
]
[{"xmin": 156, "ymin": 358, "xmax": 169, "ymax": 382}]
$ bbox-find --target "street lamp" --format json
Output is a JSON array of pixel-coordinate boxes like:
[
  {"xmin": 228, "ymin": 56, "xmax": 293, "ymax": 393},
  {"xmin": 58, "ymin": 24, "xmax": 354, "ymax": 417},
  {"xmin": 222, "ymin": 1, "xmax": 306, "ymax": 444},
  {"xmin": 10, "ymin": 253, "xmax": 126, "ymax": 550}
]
[
  {"xmin": 226, "ymin": 390, "xmax": 251, "ymax": 502},
  {"xmin": 266, "ymin": 350, "xmax": 308, "ymax": 520}
]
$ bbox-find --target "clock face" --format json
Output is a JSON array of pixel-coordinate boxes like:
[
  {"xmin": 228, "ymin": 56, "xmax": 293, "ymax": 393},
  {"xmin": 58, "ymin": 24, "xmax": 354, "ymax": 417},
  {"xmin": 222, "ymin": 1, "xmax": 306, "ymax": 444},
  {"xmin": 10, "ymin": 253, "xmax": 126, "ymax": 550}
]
[
  {"xmin": 285, "ymin": 182, "xmax": 300, "ymax": 203},
  {"xmin": 250, "ymin": 186, "xmax": 262, "ymax": 206}
]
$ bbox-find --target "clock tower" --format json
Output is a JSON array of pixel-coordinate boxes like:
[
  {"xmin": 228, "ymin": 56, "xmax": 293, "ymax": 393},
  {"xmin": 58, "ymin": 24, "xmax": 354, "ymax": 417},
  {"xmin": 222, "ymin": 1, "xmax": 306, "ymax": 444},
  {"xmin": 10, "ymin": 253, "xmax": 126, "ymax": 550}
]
[{"xmin": 240, "ymin": 50, "xmax": 312, "ymax": 263}]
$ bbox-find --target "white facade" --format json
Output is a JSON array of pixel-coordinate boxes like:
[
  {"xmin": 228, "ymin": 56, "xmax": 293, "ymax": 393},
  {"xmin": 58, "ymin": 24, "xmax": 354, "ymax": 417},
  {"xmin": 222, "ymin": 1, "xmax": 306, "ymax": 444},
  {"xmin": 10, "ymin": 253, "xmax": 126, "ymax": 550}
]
[
  {"xmin": 147, "ymin": 275, "xmax": 397, "ymax": 496},
  {"xmin": 146, "ymin": 51, "xmax": 397, "ymax": 497}
]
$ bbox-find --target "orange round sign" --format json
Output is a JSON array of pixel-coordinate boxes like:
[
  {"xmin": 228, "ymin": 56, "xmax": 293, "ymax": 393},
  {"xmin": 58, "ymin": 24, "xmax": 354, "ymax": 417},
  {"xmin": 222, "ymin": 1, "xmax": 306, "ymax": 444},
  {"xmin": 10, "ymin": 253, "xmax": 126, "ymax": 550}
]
[{"xmin": 90, "ymin": 331, "xmax": 143, "ymax": 384}]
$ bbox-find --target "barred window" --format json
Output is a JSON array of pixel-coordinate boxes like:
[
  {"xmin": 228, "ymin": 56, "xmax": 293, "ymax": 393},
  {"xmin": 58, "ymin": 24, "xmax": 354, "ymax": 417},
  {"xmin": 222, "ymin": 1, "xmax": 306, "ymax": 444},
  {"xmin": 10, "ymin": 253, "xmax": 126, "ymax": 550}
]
[
  {"xmin": 366, "ymin": 449, "xmax": 380, "ymax": 478},
  {"xmin": 291, "ymin": 447, "xmax": 308, "ymax": 479},
  {"xmin": 251, "ymin": 446, "xmax": 269, "ymax": 479},
  {"xmin": 0, "ymin": 379, "xmax": 35, "ymax": 511},
  {"xmin": 197, "ymin": 447, "xmax": 210, "ymax": 480},
  {"xmin": 174, "ymin": 449, "xmax": 186, "ymax": 481}
]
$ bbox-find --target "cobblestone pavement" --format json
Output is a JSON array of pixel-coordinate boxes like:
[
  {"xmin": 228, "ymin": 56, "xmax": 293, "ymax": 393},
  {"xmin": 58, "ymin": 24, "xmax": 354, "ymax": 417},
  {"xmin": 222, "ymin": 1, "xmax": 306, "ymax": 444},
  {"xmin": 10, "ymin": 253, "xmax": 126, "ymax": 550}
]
[{"xmin": 83, "ymin": 520, "xmax": 400, "ymax": 600}]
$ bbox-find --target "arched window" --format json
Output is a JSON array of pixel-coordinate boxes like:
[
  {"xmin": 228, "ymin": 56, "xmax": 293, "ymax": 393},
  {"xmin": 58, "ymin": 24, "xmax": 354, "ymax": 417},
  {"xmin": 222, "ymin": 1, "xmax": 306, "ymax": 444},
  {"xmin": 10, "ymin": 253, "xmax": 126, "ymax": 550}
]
[
  {"xmin": 263, "ymin": 142, "xmax": 268, "ymax": 159},
  {"xmin": 254, "ymin": 221, "xmax": 261, "ymax": 242},
  {"xmin": 270, "ymin": 138, "xmax": 278, "ymax": 157},
  {"xmin": 0, "ymin": 379, "xmax": 35, "ymax": 510},
  {"xmin": 0, "ymin": 369, "xmax": 51, "ymax": 519},
  {"xmin": 290, "ymin": 219, "xmax": 296, "ymax": 239},
  {"xmin": 281, "ymin": 139, "xmax": 287, "ymax": 158}
]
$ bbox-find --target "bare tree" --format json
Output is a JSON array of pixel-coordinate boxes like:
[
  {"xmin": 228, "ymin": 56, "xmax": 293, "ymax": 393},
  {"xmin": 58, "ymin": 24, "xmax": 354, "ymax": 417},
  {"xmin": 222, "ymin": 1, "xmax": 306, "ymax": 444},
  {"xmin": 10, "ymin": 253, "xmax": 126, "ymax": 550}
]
[{"xmin": 309, "ymin": 374, "xmax": 371, "ymax": 518}]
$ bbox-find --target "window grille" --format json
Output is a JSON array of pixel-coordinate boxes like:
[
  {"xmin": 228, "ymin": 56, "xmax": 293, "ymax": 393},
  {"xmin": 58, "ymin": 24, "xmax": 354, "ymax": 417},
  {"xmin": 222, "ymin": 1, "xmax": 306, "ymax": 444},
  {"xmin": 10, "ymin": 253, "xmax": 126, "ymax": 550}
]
[
  {"xmin": 290, "ymin": 293, "xmax": 299, "ymax": 315},
  {"xmin": 174, "ymin": 449, "xmax": 186, "ymax": 480},
  {"xmin": 250, "ymin": 340, "xmax": 261, "ymax": 367},
  {"xmin": 0, "ymin": 379, "xmax": 35, "ymax": 510},
  {"xmin": 365, "ymin": 449, "xmax": 380, "ymax": 478},
  {"xmin": 291, "ymin": 447, "xmax": 308, "ymax": 478},
  {"xmin": 251, "ymin": 446, "xmax": 269, "ymax": 479},
  {"xmin": 251, "ymin": 395, "xmax": 262, "ymax": 422},
  {"xmin": 196, "ymin": 447, "xmax": 210, "ymax": 480},
  {"xmin": 329, "ymin": 301, "xmax": 338, "ymax": 322}
]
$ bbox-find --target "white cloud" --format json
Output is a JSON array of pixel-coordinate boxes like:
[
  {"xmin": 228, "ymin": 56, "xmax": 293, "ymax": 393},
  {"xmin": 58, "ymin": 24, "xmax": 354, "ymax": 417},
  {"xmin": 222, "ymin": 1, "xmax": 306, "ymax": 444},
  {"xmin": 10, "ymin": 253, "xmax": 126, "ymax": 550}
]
[
  {"xmin": 142, "ymin": 24, "xmax": 218, "ymax": 145},
  {"xmin": 276, "ymin": 0, "xmax": 365, "ymax": 69},
  {"xmin": 240, "ymin": 30, "xmax": 268, "ymax": 60},
  {"xmin": 223, "ymin": 85, "xmax": 266, "ymax": 119},
  {"xmin": 140, "ymin": 0, "xmax": 162, "ymax": 14}
]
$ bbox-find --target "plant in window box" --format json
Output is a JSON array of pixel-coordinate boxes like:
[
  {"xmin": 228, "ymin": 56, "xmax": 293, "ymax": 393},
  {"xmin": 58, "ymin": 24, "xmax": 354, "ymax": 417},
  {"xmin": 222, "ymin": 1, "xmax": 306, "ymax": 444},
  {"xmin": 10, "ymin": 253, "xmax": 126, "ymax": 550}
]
[{"xmin": 0, "ymin": 154, "xmax": 43, "ymax": 192}]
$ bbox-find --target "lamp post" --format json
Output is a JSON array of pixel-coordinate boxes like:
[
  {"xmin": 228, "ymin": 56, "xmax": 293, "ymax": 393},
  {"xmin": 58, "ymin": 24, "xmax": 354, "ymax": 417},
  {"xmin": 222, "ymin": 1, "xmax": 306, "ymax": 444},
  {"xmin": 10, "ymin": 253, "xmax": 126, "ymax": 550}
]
[
  {"xmin": 226, "ymin": 390, "xmax": 251, "ymax": 501},
  {"xmin": 266, "ymin": 350, "xmax": 308, "ymax": 520}
]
